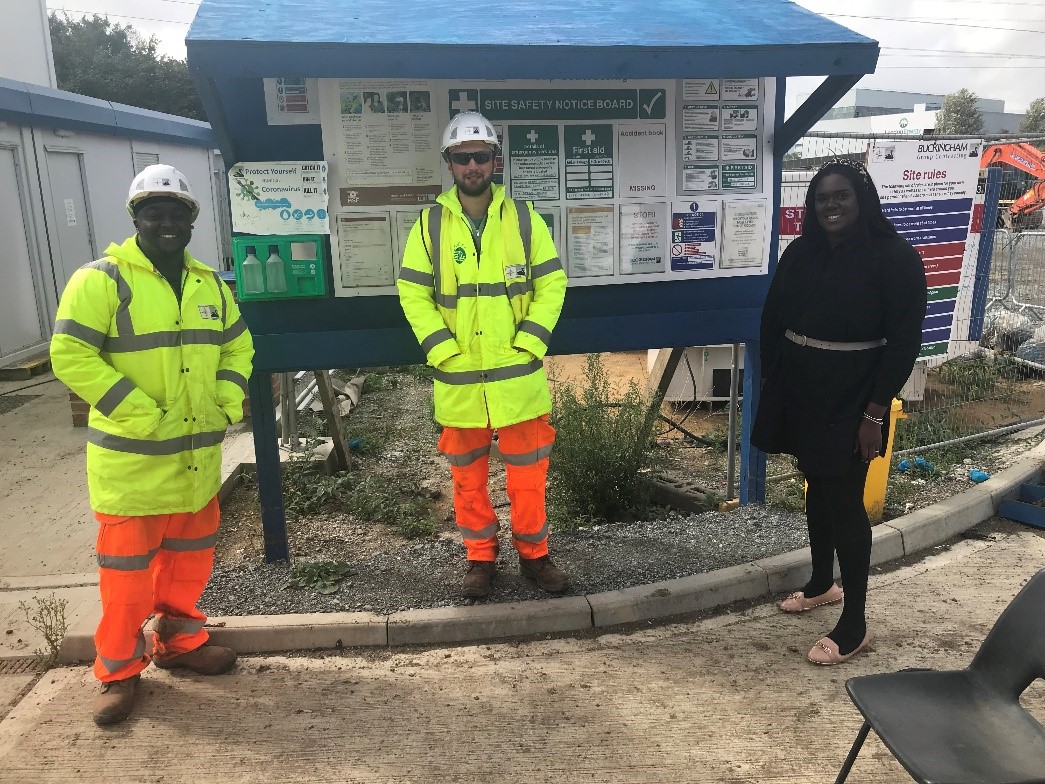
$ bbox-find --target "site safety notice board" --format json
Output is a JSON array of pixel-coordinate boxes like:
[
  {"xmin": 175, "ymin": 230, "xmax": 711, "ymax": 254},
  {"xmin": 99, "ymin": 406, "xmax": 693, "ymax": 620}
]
[{"xmin": 262, "ymin": 78, "xmax": 777, "ymax": 297}]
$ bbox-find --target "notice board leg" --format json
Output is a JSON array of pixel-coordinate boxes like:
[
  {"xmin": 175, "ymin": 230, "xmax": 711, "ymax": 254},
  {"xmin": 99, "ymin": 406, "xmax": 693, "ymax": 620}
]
[
  {"xmin": 740, "ymin": 340, "xmax": 767, "ymax": 504},
  {"xmin": 248, "ymin": 372, "xmax": 290, "ymax": 563}
]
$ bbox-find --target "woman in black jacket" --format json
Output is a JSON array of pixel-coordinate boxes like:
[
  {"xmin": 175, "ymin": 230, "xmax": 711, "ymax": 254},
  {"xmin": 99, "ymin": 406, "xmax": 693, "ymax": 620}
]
[{"xmin": 752, "ymin": 159, "xmax": 927, "ymax": 664}]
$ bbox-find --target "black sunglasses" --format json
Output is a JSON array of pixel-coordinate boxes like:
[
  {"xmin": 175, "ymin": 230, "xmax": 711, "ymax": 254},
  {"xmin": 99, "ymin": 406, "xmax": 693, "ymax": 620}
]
[{"xmin": 448, "ymin": 150, "xmax": 494, "ymax": 166}]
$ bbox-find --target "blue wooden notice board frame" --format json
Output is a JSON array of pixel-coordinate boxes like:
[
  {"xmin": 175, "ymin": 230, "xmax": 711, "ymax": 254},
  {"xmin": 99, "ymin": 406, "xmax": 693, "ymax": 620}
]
[{"xmin": 187, "ymin": 0, "xmax": 879, "ymax": 561}]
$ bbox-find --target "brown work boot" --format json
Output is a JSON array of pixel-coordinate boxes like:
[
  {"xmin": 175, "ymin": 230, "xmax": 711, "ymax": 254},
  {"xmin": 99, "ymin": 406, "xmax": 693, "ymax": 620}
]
[
  {"xmin": 519, "ymin": 555, "xmax": 570, "ymax": 593},
  {"xmin": 93, "ymin": 674, "xmax": 140, "ymax": 726},
  {"xmin": 461, "ymin": 560, "xmax": 497, "ymax": 598},
  {"xmin": 154, "ymin": 644, "xmax": 237, "ymax": 675}
]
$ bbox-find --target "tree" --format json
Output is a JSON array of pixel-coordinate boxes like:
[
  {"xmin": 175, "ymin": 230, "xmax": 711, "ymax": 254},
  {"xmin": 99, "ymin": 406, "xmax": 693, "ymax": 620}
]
[
  {"xmin": 49, "ymin": 14, "xmax": 205, "ymax": 121},
  {"xmin": 934, "ymin": 88, "xmax": 984, "ymax": 135},
  {"xmin": 1020, "ymin": 98, "xmax": 1045, "ymax": 135}
]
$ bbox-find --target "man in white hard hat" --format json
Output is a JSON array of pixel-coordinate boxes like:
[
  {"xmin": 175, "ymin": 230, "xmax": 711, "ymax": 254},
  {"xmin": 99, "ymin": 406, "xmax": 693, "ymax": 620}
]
[
  {"xmin": 397, "ymin": 112, "xmax": 570, "ymax": 599},
  {"xmin": 51, "ymin": 164, "xmax": 254, "ymax": 725}
]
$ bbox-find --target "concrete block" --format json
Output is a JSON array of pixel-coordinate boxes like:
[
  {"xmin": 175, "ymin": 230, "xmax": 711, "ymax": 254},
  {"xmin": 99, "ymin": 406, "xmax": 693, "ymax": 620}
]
[
  {"xmin": 755, "ymin": 548, "xmax": 850, "ymax": 595},
  {"xmin": 218, "ymin": 428, "xmax": 254, "ymax": 501},
  {"xmin": 388, "ymin": 597, "xmax": 592, "ymax": 646},
  {"xmin": 58, "ymin": 603, "xmax": 101, "ymax": 664},
  {"xmin": 984, "ymin": 460, "xmax": 1042, "ymax": 508},
  {"xmin": 754, "ymin": 548, "xmax": 810, "ymax": 594},
  {"xmin": 892, "ymin": 487, "xmax": 994, "ymax": 555},
  {"xmin": 206, "ymin": 612, "xmax": 387, "ymax": 652},
  {"xmin": 869, "ymin": 523, "xmax": 904, "ymax": 567},
  {"xmin": 588, "ymin": 563, "xmax": 769, "ymax": 628}
]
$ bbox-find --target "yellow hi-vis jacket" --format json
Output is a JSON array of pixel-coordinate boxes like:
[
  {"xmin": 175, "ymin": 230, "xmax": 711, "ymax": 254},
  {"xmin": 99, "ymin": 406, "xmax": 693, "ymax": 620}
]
[
  {"xmin": 50, "ymin": 236, "xmax": 254, "ymax": 516},
  {"xmin": 397, "ymin": 184, "xmax": 567, "ymax": 429}
]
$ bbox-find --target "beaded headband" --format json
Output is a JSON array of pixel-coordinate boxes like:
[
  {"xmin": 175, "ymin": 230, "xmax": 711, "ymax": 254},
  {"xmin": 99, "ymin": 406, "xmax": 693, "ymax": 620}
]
[{"xmin": 816, "ymin": 157, "xmax": 875, "ymax": 189}]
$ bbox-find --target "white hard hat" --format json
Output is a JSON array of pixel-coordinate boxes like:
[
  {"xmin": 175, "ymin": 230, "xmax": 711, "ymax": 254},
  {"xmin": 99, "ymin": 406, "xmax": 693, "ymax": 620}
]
[
  {"xmin": 441, "ymin": 111, "xmax": 499, "ymax": 159},
  {"xmin": 126, "ymin": 164, "xmax": 200, "ymax": 221}
]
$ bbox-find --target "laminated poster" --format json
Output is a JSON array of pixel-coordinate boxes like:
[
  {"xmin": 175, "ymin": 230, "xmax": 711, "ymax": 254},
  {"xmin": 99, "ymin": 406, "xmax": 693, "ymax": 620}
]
[
  {"xmin": 682, "ymin": 79, "xmax": 721, "ymax": 102},
  {"xmin": 720, "ymin": 105, "xmax": 758, "ymax": 133},
  {"xmin": 228, "ymin": 162, "xmax": 329, "ymax": 235},
  {"xmin": 336, "ymin": 213, "xmax": 395, "ymax": 288},
  {"xmin": 566, "ymin": 206, "xmax": 615, "ymax": 278},
  {"xmin": 507, "ymin": 125, "xmax": 560, "ymax": 200},
  {"xmin": 394, "ymin": 210, "xmax": 423, "ymax": 268},
  {"xmin": 263, "ymin": 78, "xmax": 320, "ymax": 125},
  {"xmin": 618, "ymin": 124, "xmax": 666, "ymax": 198},
  {"xmin": 721, "ymin": 79, "xmax": 760, "ymax": 101},
  {"xmin": 720, "ymin": 200, "xmax": 767, "ymax": 269},
  {"xmin": 321, "ymin": 78, "xmax": 441, "ymax": 207},
  {"xmin": 670, "ymin": 201, "xmax": 719, "ymax": 271},
  {"xmin": 620, "ymin": 204, "xmax": 666, "ymax": 274}
]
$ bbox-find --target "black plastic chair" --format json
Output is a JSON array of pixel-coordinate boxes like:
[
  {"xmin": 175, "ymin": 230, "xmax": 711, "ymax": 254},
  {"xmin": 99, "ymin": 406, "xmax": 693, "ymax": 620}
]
[{"xmin": 835, "ymin": 568, "xmax": 1045, "ymax": 784}]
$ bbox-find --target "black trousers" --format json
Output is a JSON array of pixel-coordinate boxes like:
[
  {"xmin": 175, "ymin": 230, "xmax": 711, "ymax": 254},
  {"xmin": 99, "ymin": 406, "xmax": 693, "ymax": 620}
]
[{"xmin": 804, "ymin": 457, "xmax": 871, "ymax": 637}]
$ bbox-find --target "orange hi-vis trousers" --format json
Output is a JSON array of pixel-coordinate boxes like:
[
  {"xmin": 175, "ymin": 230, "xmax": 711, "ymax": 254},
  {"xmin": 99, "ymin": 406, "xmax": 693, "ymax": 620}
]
[
  {"xmin": 92, "ymin": 495, "xmax": 220, "ymax": 683},
  {"xmin": 438, "ymin": 415, "xmax": 555, "ymax": 561}
]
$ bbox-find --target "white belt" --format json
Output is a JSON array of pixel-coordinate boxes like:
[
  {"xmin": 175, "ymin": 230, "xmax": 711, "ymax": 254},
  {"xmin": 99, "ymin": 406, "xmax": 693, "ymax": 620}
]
[{"xmin": 785, "ymin": 329, "xmax": 887, "ymax": 351}]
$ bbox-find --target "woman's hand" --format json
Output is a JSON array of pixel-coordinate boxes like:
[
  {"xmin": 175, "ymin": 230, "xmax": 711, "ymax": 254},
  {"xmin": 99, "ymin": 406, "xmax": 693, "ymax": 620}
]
[
  {"xmin": 857, "ymin": 401, "xmax": 888, "ymax": 462},
  {"xmin": 856, "ymin": 419, "xmax": 883, "ymax": 462}
]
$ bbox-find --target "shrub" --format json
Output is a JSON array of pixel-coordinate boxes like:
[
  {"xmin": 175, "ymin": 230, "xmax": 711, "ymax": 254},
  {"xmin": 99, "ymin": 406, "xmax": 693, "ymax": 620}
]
[{"xmin": 548, "ymin": 354, "xmax": 663, "ymax": 526}]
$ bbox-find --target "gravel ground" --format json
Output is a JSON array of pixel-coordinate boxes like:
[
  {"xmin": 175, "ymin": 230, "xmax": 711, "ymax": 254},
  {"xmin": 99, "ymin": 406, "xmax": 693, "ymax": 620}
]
[
  {"xmin": 197, "ymin": 364, "xmax": 1045, "ymax": 619},
  {"xmin": 200, "ymin": 504, "xmax": 808, "ymax": 616}
]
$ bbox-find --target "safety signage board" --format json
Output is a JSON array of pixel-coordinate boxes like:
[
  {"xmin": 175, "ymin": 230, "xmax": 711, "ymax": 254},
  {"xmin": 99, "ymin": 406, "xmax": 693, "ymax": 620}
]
[
  {"xmin": 671, "ymin": 202, "xmax": 719, "ymax": 270},
  {"xmin": 228, "ymin": 161, "xmax": 329, "ymax": 235},
  {"xmin": 316, "ymin": 77, "xmax": 774, "ymax": 297},
  {"xmin": 508, "ymin": 125, "xmax": 560, "ymax": 200},
  {"xmin": 868, "ymin": 138, "xmax": 983, "ymax": 363},
  {"xmin": 465, "ymin": 88, "xmax": 667, "ymax": 120},
  {"xmin": 564, "ymin": 125, "xmax": 614, "ymax": 200}
]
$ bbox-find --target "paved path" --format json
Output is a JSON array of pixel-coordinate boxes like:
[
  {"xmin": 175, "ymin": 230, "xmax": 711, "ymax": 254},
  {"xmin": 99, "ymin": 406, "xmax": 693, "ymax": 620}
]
[
  {"xmin": 0, "ymin": 524, "xmax": 1042, "ymax": 782},
  {"xmin": 2, "ymin": 372, "xmax": 1044, "ymax": 782}
]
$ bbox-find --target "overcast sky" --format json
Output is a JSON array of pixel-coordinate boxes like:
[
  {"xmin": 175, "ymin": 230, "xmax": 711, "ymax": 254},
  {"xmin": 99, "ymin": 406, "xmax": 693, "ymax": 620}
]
[{"xmin": 46, "ymin": 0, "xmax": 1045, "ymax": 113}]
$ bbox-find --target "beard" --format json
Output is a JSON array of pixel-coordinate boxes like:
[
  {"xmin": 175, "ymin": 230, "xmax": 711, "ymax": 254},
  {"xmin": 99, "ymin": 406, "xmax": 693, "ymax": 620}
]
[{"xmin": 453, "ymin": 170, "xmax": 493, "ymax": 198}]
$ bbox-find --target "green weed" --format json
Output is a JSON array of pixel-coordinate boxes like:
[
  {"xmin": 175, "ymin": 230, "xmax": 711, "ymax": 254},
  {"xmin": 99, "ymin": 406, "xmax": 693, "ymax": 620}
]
[
  {"xmin": 286, "ymin": 561, "xmax": 356, "ymax": 594},
  {"xmin": 18, "ymin": 593, "xmax": 68, "ymax": 670},
  {"xmin": 347, "ymin": 475, "xmax": 436, "ymax": 539},
  {"xmin": 281, "ymin": 439, "xmax": 354, "ymax": 519}
]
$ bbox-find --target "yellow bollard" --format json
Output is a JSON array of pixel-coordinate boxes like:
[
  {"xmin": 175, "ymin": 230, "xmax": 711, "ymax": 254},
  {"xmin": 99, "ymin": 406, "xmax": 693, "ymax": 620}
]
[{"xmin": 863, "ymin": 398, "xmax": 905, "ymax": 522}]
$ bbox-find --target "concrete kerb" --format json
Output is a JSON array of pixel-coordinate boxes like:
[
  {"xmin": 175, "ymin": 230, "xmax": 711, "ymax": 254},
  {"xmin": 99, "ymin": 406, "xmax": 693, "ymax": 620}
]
[{"xmin": 56, "ymin": 438, "xmax": 1045, "ymax": 663}]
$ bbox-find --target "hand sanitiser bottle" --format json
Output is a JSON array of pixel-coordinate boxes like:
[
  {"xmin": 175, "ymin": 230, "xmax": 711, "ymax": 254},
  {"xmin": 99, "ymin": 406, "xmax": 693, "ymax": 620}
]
[
  {"xmin": 240, "ymin": 245, "xmax": 265, "ymax": 294},
  {"xmin": 265, "ymin": 245, "xmax": 288, "ymax": 293}
]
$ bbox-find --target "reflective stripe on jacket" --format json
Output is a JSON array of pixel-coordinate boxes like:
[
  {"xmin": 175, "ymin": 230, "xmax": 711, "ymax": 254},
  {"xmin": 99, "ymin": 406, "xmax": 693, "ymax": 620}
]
[
  {"xmin": 50, "ymin": 236, "xmax": 254, "ymax": 515},
  {"xmin": 397, "ymin": 184, "xmax": 567, "ymax": 428}
]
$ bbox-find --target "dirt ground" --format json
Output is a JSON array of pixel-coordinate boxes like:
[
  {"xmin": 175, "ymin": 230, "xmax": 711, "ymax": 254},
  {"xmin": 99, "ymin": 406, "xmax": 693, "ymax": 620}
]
[{"xmin": 214, "ymin": 351, "xmax": 732, "ymax": 566}]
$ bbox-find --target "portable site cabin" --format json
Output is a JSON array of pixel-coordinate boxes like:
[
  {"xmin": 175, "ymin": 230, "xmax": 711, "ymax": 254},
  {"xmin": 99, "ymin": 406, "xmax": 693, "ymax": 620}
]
[
  {"xmin": 186, "ymin": 0, "xmax": 879, "ymax": 559},
  {"xmin": 0, "ymin": 81, "xmax": 227, "ymax": 368}
]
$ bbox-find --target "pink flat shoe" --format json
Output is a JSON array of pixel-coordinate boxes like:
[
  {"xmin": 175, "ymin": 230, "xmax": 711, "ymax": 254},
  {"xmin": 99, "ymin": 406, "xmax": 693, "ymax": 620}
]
[
  {"xmin": 807, "ymin": 633, "xmax": 872, "ymax": 665},
  {"xmin": 779, "ymin": 584, "xmax": 843, "ymax": 613}
]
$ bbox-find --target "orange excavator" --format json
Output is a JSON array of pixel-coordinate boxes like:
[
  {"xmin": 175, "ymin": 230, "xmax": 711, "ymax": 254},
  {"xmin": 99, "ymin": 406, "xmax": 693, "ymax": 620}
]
[{"xmin": 980, "ymin": 142, "xmax": 1045, "ymax": 230}]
